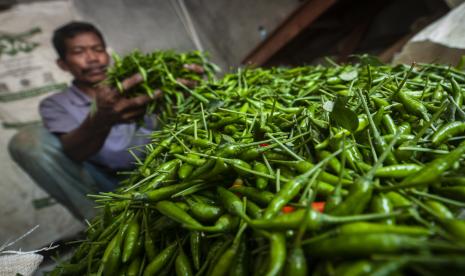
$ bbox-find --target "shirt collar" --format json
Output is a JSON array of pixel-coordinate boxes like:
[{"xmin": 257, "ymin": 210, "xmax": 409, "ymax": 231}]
[{"xmin": 68, "ymin": 85, "xmax": 92, "ymax": 107}]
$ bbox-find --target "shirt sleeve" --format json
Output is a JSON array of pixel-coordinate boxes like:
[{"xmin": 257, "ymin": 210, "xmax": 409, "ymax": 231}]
[
  {"xmin": 39, "ymin": 97, "xmax": 79, "ymax": 134},
  {"xmin": 142, "ymin": 114, "xmax": 160, "ymax": 131}
]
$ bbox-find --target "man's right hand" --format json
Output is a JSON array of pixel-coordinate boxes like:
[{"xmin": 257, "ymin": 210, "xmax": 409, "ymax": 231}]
[{"xmin": 92, "ymin": 73, "xmax": 162, "ymax": 128}]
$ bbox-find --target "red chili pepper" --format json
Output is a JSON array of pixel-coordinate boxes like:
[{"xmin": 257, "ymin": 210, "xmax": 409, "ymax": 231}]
[
  {"xmin": 312, "ymin": 202, "xmax": 326, "ymax": 213},
  {"xmin": 259, "ymin": 143, "xmax": 269, "ymax": 147},
  {"xmin": 282, "ymin": 206, "xmax": 295, "ymax": 213},
  {"xmin": 282, "ymin": 202, "xmax": 325, "ymax": 214}
]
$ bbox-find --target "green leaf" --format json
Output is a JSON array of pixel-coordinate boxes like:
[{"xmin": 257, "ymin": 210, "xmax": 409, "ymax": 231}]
[
  {"xmin": 353, "ymin": 54, "xmax": 384, "ymax": 66},
  {"xmin": 339, "ymin": 69, "xmax": 358, "ymax": 81},
  {"xmin": 456, "ymin": 55, "xmax": 465, "ymax": 71},
  {"xmin": 330, "ymin": 96, "xmax": 359, "ymax": 132}
]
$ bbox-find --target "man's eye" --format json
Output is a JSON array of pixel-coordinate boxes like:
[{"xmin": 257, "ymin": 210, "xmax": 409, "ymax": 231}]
[
  {"xmin": 70, "ymin": 49, "xmax": 84, "ymax": 55},
  {"xmin": 94, "ymin": 47, "xmax": 105, "ymax": 52}
]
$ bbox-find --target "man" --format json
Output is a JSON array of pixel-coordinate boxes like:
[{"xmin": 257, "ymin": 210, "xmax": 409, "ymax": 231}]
[{"xmin": 9, "ymin": 22, "xmax": 167, "ymax": 220}]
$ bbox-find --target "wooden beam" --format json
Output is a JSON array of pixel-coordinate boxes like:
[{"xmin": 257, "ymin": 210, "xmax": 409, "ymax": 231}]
[{"xmin": 242, "ymin": 0, "xmax": 337, "ymax": 66}]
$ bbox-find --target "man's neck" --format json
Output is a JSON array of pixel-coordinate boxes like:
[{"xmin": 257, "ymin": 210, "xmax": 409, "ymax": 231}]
[{"xmin": 72, "ymin": 80, "xmax": 100, "ymax": 98}]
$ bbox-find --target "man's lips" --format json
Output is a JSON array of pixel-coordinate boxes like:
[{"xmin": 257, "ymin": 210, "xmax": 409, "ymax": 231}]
[{"xmin": 83, "ymin": 66, "xmax": 107, "ymax": 76}]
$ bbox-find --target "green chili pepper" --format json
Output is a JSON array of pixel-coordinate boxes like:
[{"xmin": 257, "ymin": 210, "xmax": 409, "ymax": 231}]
[
  {"xmin": 334, "ymin": 260, "xmax": 374, "ymax": 276},
  {"xmin": 425, "ymin": 200, "xmax": 453, "ymax": 219},
  {"xmin": 373, "ymin": 108, "xmax": 385, "ymax": 128},
  {"xmin": 392, "ymin": 141, "xmax": 465, "ymax": 189},
  {"xmin": 318, "ymin": 150, "xmax": 352, "ymax": 179},
  {"xmin": 229, "ymin": 186, "xmax": 274, "ymax": 207},
  {"xmin": 229, "ymin": 235, "xmax": 249, "ymax": 276},
  {"xmin": 145, "ymin": 159, "xmax": 181, "ymax": 188},
  {"xmin": 223, "ymin": 158, "xmax": 252, "ymax": 176},
  {"xmin": 174, "ymin": 153, "xmax": 206, "ymax": 166},
  {"xmin": 124, "ymin": 257, "xmax": 141, "ymax": 276},
  {"xmin": 375, "ymin": 164, "xmax": 422, "ymax": 179},
  {"xmin": 208, "ymin": 116, "xmax": 242, "ymax": 129},
  {"xmin": 370, "ymin": 194, "xmax": 395, "ymax": 225},
  {"xmin": 155, "ymin": 200, "xmax": 202, "ymax": 227},
  {"xmin": 178, "ymin": 162, "xmax": 194, "ymax": 180},
  {"xmin": 370, "ymin": 258, "xmax": 407, "ymax": 276},
  {"xmin": 254, "ymin": 161, "xmax": 269, "ymax": 189},
  {"xmin": 135, "ymin": 182, "xmax": 193, "ymax": 202},
  {"xmin": 201, "ymin": 158, "xmax": 230, "ymax": 179},
  {"xmin": 246, "ymin": 200, "xmax": 263, "ymax": 219},
  {"xmin": 265, "ymin": 232, "xmax": 286, "ymax": 276},
  {"xmin": 100, "ymin": 231, "xmax": 122, "ymax": 276},
  {"xmin": 285, "ymin": 160, "xmax": 352, "ymax": 185},
  {"xmin": 217, "ymin": 186, "xmax": 249, "ymax": 220},
  {"xmin": 122, "ymin": 215, "xmax": 140, "ymax": 263},
  {"xmin": 224, "ymin": 124, "xmax": 239, "ymax": 135},
  {"xmin": 382, "ymin": 114, "xmax": 397, "ymax": 135},
  {"xmin": 190, "ymin": 231, "xmax": 201, "ymax": 271},
  {"xmin": 144, "ymin": 215, "xmax": 158, "ymax": 261},
  {"xmin": 385, "ymin": 191, "xmax": 412, "ymax": 208},
  {"xmin": 186, "ymin": 213, "xmax": 240, "ymax": 233},
  {"xmin": 169, "ymin": 144, "xmax": 184, "ymax": 154},
  {"xmin": 185, "ymin": 136, "xmax": 214, "ymax": 148},
  {"xmin": 438, "ymin": 218, "xmax": 465, "ymax": 242},
  {"xmin": 328, "ymin": 177, "xmax": 374, "ymax": 216},
  {"xmin": 380, "ymin": 134, "xmax": 415, "ymax": 145},
  {"xmin": 251, "ymin": 208, "xmax": 397, "ymax": 231},
  {"xmin": 175, "ymin": 246, "xmax": 193, "ymax": 276},
  {"xmin": 143, "ymin": 242, "xmax": 177, "ymax": 276},
  {"xmin": 337, "ymin": 222, "xmax": 431, "ymax": 236},
  {"xmin": 209, "ymin": 224, "xmax": 247, "ymax": 276},
  {"xmin": 316, "ymin": 181, "xmax": 349, "ymax": 197},
  {"xmin": 451, "ymin": 77, "xmax": 463, "ymax": 110},
  {"xmin": 432, "ymin": 186, "xmax": 465, "ymax": 201},
  {"xmin": 431, "ymin": 122, "xmax": 465, "ymax": 146},
  {"xmin": 189, "ymin": 159, "xmax": 216, "ymax": 179},
  {"xmin": 395, "ymin": 89, "xmax": 429, "ymax": 120},
  {"xmin": 283, "ymin": 246, "xmax": 307, "ymax": 276},
  {"xmin": 186, "ymin": 197, "xmax": 223, "ymax": 222},
  {"xmin": 304, "ymin": 233, "xmax": 427, "ymax": 257},
  {"xmin": 141, "ymin": 138, "xmax": 172, "ymax": 173},
  {"xmin": 200, "ymin": 238, "xmax": 232, "ymax": 276}
]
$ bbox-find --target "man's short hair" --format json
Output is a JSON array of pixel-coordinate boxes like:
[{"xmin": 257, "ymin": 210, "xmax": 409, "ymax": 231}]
[{"xmin": 52, "ymin": 21, "xmax": 106, "ymax": 60}]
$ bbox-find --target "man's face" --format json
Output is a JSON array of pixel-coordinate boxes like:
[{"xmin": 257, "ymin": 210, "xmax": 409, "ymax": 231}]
[{"xmin": 58, "ymin": 31, "xmax": 110, "ymax": 85}]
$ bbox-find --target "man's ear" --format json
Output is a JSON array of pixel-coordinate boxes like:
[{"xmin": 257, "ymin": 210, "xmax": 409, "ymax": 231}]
[{"xmin": 56, "ymin": 58, "xmax": 69, "ymax": 72}]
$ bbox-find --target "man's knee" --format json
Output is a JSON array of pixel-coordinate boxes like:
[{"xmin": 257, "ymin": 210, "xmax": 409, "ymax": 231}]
[{"xmin": 8, "ymin": 124, "xmax": 59, "ymax": 163}]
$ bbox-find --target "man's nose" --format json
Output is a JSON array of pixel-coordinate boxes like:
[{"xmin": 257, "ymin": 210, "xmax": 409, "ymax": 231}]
[{"xmin": 85, "ymin": 49, "xmax": 99, "ymax": 62}]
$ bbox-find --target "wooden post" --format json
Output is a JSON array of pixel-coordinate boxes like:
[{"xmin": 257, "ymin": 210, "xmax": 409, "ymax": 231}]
[{"xmin": 242, "ymin": 0, "xmax": 337, "ymax": 66}]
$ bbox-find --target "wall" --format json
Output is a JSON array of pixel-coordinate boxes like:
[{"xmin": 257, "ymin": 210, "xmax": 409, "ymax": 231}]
[{"xmin": 185, "ymin": 0, "xmax": 300, "ymax": 68}]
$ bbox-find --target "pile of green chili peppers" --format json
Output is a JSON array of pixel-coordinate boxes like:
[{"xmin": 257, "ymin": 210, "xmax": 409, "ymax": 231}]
[{"xmin": 49, "ymin": 54, "xmax": 465, "ymax": 276}]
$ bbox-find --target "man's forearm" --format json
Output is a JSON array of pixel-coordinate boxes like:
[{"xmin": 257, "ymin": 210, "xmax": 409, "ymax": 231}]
[{"xmin": 60, "ymin": 114, "xmax": 111, "ymax": 162}]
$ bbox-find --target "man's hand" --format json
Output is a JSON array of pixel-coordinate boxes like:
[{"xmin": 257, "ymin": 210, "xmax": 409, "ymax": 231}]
[
  {"xmin": 92, "ymin": 73, "xmax": 161, "ymax": 128},
  {"xmin": 177, "ymin": 63, "xmax": 206, "ymax": 89}
]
